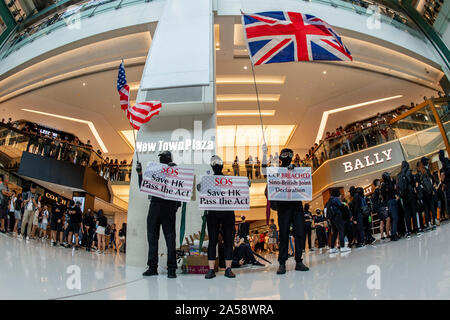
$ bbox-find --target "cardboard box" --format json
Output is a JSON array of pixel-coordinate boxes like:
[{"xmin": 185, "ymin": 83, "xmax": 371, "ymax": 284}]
[{"xmin": 186, "ymin": 255, "xmax": 218, "ymax": 274}]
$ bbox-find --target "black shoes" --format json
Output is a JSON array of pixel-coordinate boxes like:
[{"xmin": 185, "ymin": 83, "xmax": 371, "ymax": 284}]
[
  {"xmin": 204, "ymin": 269, "xmax": 216, "ymax": 279},
  {"xmin": 167, "ymin": 269, "xmax": 177, "ymax": 279},
  {"xmin": 277, "ymin": 264, "xmax": 286, "ymax": 275},
  {"xmin": 252, "ymin": 260, "xmax": 265, "ymax": 267},
  {"xmin": 295, "ymin": 261, "xmax": 309, "ymax": 271},
  {"xmin": 391, "ymin": 235, "xmax": 399, "ymax": 241},
  {"xmin": 224, "ymin": 268, "xmax": 235, "ymax": 278},
  {"xmin": 142, "ymin": 267, "xmax": 158, "ymax": 277}
]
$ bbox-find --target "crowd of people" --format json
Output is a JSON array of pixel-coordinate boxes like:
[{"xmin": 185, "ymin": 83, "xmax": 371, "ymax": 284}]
[
  {"xmin": 234, "ymin": 150, "xmax": 450, "ymax": 256},
  {"xmin": 0, "ymin": 177, "xmax": 127, "ymax": 255},
  {"xmin": 0, "ymin": 118, "xmax": 131, "ymax": 182}
]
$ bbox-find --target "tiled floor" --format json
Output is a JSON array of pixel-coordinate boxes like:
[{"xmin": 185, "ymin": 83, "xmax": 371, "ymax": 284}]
[{"xmin": 2, "ymin": 223, "xmax": 450, "ymax": 299}]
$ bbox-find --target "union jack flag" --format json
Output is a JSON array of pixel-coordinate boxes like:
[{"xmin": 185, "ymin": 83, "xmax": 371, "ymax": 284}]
[
  {"xmin": 117, "ymin": 61, "xmax": 130, "ymax": 111},
  {"xmin": 242, "ymin": 11, "xmax": 352, "ymax": 65}
]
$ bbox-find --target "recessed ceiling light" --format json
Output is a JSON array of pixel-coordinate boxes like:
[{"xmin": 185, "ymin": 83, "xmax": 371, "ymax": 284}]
[
  {"xmin": 217, "ymin": 94, "xmax": 280, "ymax": 102},
  {"xmin": 322, "ymin": 71, "xmax": 327, "ymax": 75},
  {"xmin": 243, "ymin": 66, "xmax": 248, "ymax": 70},
  {"xmin": 217, "ymin": 110, "xmax": 276, "ymax": 117},
  {"xmin": 216, "ymin": 76, "xmax": 285, "ymax": 84},
  {"xmin": 82, "ymin": 82, "xmax": 86, "ymax": 86}
]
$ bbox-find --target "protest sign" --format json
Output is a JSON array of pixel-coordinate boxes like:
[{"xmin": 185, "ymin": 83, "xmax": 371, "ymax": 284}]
[
  {"xmin": 140, "ymin": 162, "xmax": 194, "ymax": 202},
  {"xmin": 198, "ymin": 175, "xmax": 250, "ymax": 210},
  {"xmin": 267, "ymin": 167, "xmax": 312, "ymax": 201}
]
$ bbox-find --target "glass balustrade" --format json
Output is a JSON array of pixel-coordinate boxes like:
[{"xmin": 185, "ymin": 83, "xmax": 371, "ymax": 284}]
[
  {"xmin": 0, "ymin": 0, "xmax": 152, "ymax": 59},
  {"xmin": 0, "ymin": 123, "xmax": 131, "ymax": 182}
]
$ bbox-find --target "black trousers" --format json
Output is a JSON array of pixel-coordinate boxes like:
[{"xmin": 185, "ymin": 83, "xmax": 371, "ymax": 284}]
[
  {"xmin": 331, "ymin": 215, "xmax": 345, "ymax": 249},
  {"xmin": 344, "ymin": 220, "xmax": 353, "ymax": 244},
  {"xmin": 362, "ymin": 215, "xmax": 373, "ymax": 242},
  {"xmin": 84, "ymin": 228, "xmax": 94, "ymax": 248},
  {"xmin": 422, "ymin": 194, "xmax": 436, "ymax": 226},
  {"xmin": 147, "ymin": 200, "xmax": 178, "ymax": 270},
  {"xmin": 277, "ymin": 203, "xmax": 304, "ymax": 265},
  {"xmin": 206, "ymin": 211, "xmax": 235, "ymax": 261},
  {"xmin": 303, "ymin": 225, "xmax": 312, "ymax": 250},
  {"xmin": 8, "ymin": 212, "xmax": 15, "ymax": 232},
  {"xmin": 316, "ymin": 227, "xmax": 327, "ymax": 248},
  {"xmin": 352, "ymin": 215, "xmax": 365, "ymax": 244},
  {"xmin": 232, "ymin": 243, "xmax": 255, "ymax": 267},
  {"xmin": 401, "ymin": 197, "xmax": 415, "ymax": 233}
]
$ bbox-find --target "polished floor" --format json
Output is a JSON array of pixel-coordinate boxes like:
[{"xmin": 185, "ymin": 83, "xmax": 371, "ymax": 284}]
[{"xmin": 1, "ymin": 223, "xmax": 450, "ymax": 300}]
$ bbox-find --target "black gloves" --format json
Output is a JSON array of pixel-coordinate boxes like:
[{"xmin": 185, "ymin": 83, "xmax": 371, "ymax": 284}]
[{"xmin": 136, "ymin": 161, "xmax": 142, "ymax": 174}]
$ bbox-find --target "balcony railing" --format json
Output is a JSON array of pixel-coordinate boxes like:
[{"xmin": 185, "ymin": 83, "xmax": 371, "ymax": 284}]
[{"xmin": 0, "ymin": 0, "xmax": 152, "ymax": 60}]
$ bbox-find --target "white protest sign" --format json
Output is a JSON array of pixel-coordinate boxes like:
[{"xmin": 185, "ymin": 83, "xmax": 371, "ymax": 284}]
[
  {"xmin": 140, "ymin": 162, "xmax": 194, "ymax": 202},
  {"xmin": 267, "ymin": 167, "xmax": 312, "ymax": 201},
  {"xmin": 198, "ymin": 175, "xmax": 250, "ymax": 211}
]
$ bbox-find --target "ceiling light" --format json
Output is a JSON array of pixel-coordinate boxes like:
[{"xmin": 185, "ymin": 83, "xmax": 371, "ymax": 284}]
[
  {"xmin": 217, "ymin": 94, "xmax": 280, "ymax": 102},
  {"xmin": 21, "ymin": 109, "xmax": 108, "ymax": 153},
  {"xmin": 119, "ymin": 130, "xmax": 135, "ymax": 149},
  {"xmin": 217, "ymin": 110, "xmax": 276, "ymax": 117},
  {"xmin": 216, "ymin": 76, "xmax": 285, "ymax": 84},
  {"xmin": 82, "ymin": 82, "xmax": 86, "ymax": 86},
  {"xmin": 243, "ymin": 66, "xmax": 248, "ymax": 70},
  {"xmin": 314, "ymin": 95, "xmax": 403, "ymax": 144},
  {"xmin": 322, "ymin": 71, "xmax": 327, "ymax": 75},
  {"xmin": 129, "ymin": 83, "xmax": 140, "ymax": 91},
  {"xmin": 217, "ymin": 125, "xmax": 295, "ymax": 147}
]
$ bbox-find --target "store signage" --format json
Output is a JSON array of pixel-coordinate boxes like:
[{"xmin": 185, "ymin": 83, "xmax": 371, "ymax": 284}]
[
  {"xmin": 136, "ymin": 139, "xmax": 214, "ymax": 153},
  {"xmin": 140, "ymin": 162, "xmax": 194, "ymax": 202},
  {"xmin": 44, "ymin": 192, "xmax": 68, "ymax": 205},
  {"xmin": 342, "ymin": 148, "xmax": 393, "ymax": 173},
  {"xmin": 267, "ymin": 167, "xmax": 312, "ymax": 201},
  {"xmin": 198, "ymin": 175, "xmax": 250, "ymax": 211}
]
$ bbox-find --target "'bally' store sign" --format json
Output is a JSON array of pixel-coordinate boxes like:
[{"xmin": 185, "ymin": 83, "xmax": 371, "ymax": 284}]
[{"xmin": 342, "ymin": 148, "xmax": 393, "ymax": 173}]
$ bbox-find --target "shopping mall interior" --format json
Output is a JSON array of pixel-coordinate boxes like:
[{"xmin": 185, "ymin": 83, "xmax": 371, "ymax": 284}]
[{"xmin": 1, "ymin": 0, "xmax": 450, "ymax": 300}]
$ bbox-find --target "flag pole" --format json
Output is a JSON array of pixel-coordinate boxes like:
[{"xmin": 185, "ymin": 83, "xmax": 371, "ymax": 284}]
[
  {"xmin": 122, "ymin": 58, "xmax": 140, "ymax": 164},
  {"xmin": 250, "ymin": 62, "xmax": 267, "ymax": 146}
]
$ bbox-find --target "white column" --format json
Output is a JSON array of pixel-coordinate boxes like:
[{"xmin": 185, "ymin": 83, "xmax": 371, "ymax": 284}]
[{"xmin": 126, "ymin": 0, "xmax": 215, "ymax": 268}]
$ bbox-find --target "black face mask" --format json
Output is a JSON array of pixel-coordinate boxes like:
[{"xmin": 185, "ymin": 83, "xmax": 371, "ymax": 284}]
[
  {"xmin": 212, "ymin": 163, "xmax": 223, "ymax": 175},
  {"xmin": 159, "ymin": 155, "xmax": 172, "ymax": 164},
  {"xmin": 280, "ymin": 156, "xmax": 292, "ymax": 167}
]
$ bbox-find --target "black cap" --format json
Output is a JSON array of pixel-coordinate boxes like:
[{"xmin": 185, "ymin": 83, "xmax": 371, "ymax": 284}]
[{"xmin": 158, "ymin": 150, "xmax": 172, "ymax": 159}]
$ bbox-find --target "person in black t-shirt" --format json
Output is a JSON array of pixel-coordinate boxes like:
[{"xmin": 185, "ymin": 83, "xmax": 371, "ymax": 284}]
[
  {"xmin": 50, "ymin": 202, "xmax": 64, "ymax": 246},
  {"xmin": 96, "ymin": 209, "xmax": 108, "ymax": 255},
  {"xmin": 66, "ymin": 200, "xmax": 82, "ymax": 249},
  {"xmin": 303, "ymin": 204, "xmax": 313, "ymax": 252},
  {"xmin": 82, "ymin": 209, "xmax": 95, "ymax": 251},
  {"xmin": 313, "ymin": 208, "xmax": 327, "ymax": 253}
]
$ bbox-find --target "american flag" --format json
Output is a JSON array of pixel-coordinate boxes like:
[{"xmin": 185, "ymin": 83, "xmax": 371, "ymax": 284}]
[
  {"xmin": 126, "ymin": 101, "xmax": 162, "ymax": 130},
  {"xmin": 117, "ymin": 62, "xmax": 130, "ymax": 111},
  {"xmin": 242, "ymin": 11, "xmax": 352, "ymax": 65}
]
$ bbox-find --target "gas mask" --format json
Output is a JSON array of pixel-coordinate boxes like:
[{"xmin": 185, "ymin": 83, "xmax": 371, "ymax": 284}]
[
  {"xmin": 158, "ymin": 151, "xmax": 173, "ymax": 165},
  {"xmin": 279, "ymin": 148, "xmax": 294, "ymax": 167},
  {"xmin": 210, "ymin": 155, "xmax": 224, "ymax": 175}
]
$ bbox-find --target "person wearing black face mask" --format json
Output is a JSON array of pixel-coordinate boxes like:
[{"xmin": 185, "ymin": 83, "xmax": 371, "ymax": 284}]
[
  {"xmin": 418, "ymin": 157, "xmax": 437, "ymax": 230},
  {"xmin": 271, "ymin": 148, "xmax": 309, "ymax": 274},
  {"xmin": 198, "ymin": 155, "xmax": 238, "ymax": 279},
  {"xmin": 137, "ymin": 151, "xmax": 181, "ymax": 279}
]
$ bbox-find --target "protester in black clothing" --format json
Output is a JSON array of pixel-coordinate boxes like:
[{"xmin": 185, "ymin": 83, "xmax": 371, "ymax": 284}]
[
  {"xmin": 50, "ymin": 202, "xmax": 64, "ymax": 246},
  {"xmin": 108, "ymin": 223, "xmax": 117, "ymax": 250},
  {"xmin": 82, "ymin": 209, "xmax": 95, "ymax": 251},
  {"xmin": 66, "ymin": 200, "xmax": 82, "ymax": 249},
  {"xmin": 327, "ymin": 188, "xmax": 350, "ymax": 253},
  {"xmin": 138, "ymin": 151, "xmax": 180, "ymax": 279},
  {"xmin": 418, "ymin": 157, "xmax": 437, "ymax": 230},
  {"xmin": 397, "ymin": 161, "xmax": 417, "ymax": 237},
  {"xmin": 198, "ymin": 155, "xmax": 238, "ymax": 279},
  {"xmin": 349, "ymin": 186, "xmax": 365, "ymax": 247},
  {"xmin": 238, "ymin": 216, "xmax": 250, "ymax": 241},
  {"xmin": 231, "ymin": 238, "xmax": 265, "ymax": 268},
  {"xmin": 269, "ymin": 148, "xmax": 309, "ymax": 274},
  {"xmin": 381, "ymin": 172, "xmax": 399, "ymax": 241},
  {"xmin": 372, "ymin": 179, "xmax": 391, "ymax": 239},
  {"xmin": 439, "ymin": 150, "xmax": 450, "ymax": 215},
  {"xmin": 314, "ymin": 208, "xmax": 327, "ymax": 253},
  {"xmin": 303, "ymin": 204, "xmax": 313, "ymax": 252}
]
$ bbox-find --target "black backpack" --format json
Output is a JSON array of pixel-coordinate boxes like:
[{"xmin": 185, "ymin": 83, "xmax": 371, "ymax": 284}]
[
  {"xmin": 421, "ymin": 173, "xmax": 433, "ymax": 195},
  {"xmin": 397, "ymin": 173, "xmax": 409, "ymax": 197},
  {"xmin": 325, "ymin": 200, "xmax": 337, "ymax": 220}
]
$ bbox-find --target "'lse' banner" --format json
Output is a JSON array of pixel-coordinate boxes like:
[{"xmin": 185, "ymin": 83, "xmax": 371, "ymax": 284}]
[
  {"xmin": 267, "ymin": 167, "xmax": 312, "ymax": 201},
  {"xmin": 140, "ymin": 162, "xmax": 194, "ymax": 202},
  {"xmin": 198, "ymin": 175, "xmax": 250, "ymax": 211}
]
